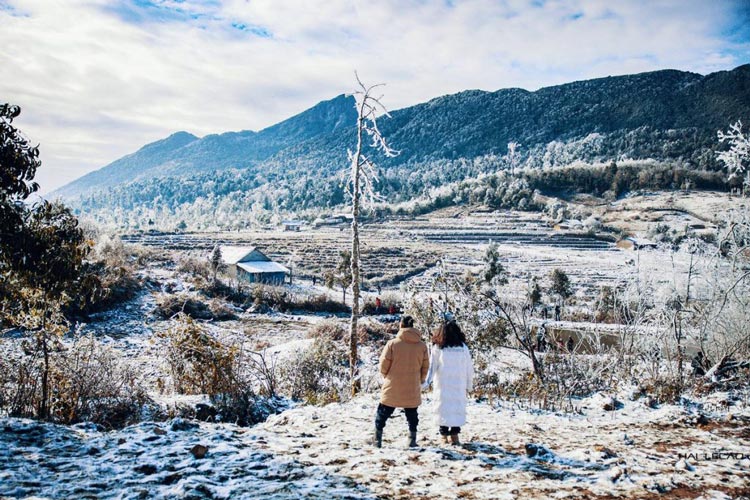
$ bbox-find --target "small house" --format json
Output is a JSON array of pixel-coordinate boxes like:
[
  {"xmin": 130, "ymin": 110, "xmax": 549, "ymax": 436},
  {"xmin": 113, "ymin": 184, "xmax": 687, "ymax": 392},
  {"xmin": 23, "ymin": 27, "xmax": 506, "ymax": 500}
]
[
  {"xmin": 282, "ymin": 220, "xmax": 303, "ymax": 232},
  {"xmin": 220, "ymin": 245, "xmax": 290, "ymax": 285},
  {"xmin": 313, "ymin": 214, "xmax": 353, "ymax": 228},
  {"xmin": 616, "ymin": 237, "xmax": 658, "ymax": 251}
]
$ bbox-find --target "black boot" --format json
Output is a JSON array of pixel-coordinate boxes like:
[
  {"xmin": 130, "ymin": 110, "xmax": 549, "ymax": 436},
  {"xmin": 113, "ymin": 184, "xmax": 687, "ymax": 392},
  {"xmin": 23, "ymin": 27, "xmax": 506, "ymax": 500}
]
[
  {"xmin": 408, "ymin": 431, "xmax": 417, "ymax": 448},
  {"xmin": 374, "ymin": 428, "xmax": 383, "ymax": 448}
]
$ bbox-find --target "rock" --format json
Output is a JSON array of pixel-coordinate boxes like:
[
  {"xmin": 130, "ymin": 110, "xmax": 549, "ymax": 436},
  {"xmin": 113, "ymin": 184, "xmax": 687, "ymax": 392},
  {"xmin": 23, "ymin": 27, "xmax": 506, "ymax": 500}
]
[
  {"xmin": 603, "ymin": 397, "xmax": 624, "ymax": 411},
  {"xmin": 153, "ymin": 427, "xmax": 167, "ymax": 436},
  {"xmin": 196, "ymin": 403, "xmax": 217, "ymax": 422},
  {"xmin": 525, "ymin": 443, "xmax": 554, "ymax": 460},
  {"xmin": 645, "ymin": 397, "xmax": 659, "ymax": 409},
  {"xmin": 609, "ymin": 466, "xmax": 624, "ymax": 482},
  {"xmin": 622, "ymin": 434, "xmax": 634, "ymax": 446},
  {"xmin": 162, "ymin": 473, "xmax": 181, "ymax": 485},
  {"xmin": 594, "ymin": 445, "xmax": 618, "ymax": 459},
  {"xmin": 171, "ymin": 418, "xmax": 199, "ymax": 432},
  {"xmin": 696, "ymin": 414, "xmax": 710, "ymax": 426},
  {"xmin": 190, "ymin": 444, "xmax": 209, "ymax": 459},
  {"xmin": 134, "ymin": 464, "xmax": 158, "ymax": 475}
]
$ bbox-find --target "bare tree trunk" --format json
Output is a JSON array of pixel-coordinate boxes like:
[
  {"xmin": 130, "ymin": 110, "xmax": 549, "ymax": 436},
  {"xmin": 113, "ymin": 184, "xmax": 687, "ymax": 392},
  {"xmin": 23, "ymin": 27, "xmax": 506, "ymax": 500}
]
[
  {"xmin": 40, "ymin": 308, "xmax": 49, "ymax": 420},
  {"xmin": 345, "ymin": 74, "xmax": 396, "ymax": 396},
  {"xmin": 349, "ymin": 99, "xmax": 366, "ymax": 397}
]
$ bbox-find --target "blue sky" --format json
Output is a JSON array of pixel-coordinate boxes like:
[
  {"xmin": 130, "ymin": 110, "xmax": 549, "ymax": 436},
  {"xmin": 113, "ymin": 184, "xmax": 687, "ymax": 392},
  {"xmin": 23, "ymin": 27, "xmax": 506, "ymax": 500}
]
[{"xmin": 1, "ymin": 0, "xmax": 748, "ymax": 193}]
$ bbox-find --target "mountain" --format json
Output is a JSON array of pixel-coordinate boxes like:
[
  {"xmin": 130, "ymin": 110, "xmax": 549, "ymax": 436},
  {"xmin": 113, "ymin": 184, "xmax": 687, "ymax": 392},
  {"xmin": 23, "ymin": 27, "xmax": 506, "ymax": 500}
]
[
  {"xmin": 53, "ymin": 131, "xmax": 199, "ymax": 198},
  {"xmin": 53, "ymin": 65, "xmax": 750, "ymax": 228},
  {"xmin": 53, "ymin": 94, "xmax": 357, "ymax": 199}
]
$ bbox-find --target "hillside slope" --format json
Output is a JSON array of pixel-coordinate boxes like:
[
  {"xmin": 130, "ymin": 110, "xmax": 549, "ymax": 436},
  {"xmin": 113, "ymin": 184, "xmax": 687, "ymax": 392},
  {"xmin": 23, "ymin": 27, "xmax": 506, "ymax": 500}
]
[{"xmin": 54, "ymin": 65, "xmax": 750, "ymax": 226}]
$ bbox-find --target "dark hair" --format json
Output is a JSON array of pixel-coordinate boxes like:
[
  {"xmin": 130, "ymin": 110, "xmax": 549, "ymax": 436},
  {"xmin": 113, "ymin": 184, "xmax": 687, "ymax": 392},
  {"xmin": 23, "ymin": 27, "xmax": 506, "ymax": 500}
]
[
  {"xmin": 400, "ymin": 315, "xmax": 414, "ymax": 328},
  {"xmin": 432, "ymin": 321, "xmax": 466, "ymax": 349}
]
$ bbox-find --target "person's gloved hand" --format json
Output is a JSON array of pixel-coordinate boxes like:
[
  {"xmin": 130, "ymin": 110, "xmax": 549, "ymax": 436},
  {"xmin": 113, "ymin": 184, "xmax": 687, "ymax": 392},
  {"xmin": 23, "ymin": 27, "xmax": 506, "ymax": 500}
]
[{"xmin": 421, "ymin": 381, "xmax": 430, "ymax": 391}]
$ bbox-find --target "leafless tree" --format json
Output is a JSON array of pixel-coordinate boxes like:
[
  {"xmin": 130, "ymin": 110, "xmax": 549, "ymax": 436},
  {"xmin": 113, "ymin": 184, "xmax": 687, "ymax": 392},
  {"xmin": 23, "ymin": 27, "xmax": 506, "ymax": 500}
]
[
  {"xmin": 506, "ymin": 141, "xmax": 520, "ymax": 176},
  {"xmin": 346, "ymin": 73, "xmax": 397, "ymax": 395},
  {"xmin": 718, "ymin": 120, "xmax": 750, "ymax": 196}
]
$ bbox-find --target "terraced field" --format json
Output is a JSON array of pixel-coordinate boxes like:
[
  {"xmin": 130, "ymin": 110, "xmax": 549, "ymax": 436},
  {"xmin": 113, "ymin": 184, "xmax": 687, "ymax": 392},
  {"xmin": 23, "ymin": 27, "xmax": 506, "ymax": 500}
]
[{"xmin": 122, "ymin": 208, "xmax": 685, "ymax": 301}]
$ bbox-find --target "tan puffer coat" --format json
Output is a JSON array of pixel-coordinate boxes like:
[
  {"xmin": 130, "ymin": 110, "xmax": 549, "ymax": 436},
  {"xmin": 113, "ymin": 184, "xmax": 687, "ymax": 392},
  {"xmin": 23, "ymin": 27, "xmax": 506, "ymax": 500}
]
[{"xmin": 379, "ymin": 327, "xmax": 429, "ymax": 408}]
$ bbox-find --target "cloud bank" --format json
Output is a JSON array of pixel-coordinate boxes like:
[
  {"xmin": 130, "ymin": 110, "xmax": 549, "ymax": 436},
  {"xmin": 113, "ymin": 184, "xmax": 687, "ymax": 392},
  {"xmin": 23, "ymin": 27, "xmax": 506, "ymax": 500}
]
[{"xmin": 1, "ymin": 0, "xmax": 748, "ymax": 193}]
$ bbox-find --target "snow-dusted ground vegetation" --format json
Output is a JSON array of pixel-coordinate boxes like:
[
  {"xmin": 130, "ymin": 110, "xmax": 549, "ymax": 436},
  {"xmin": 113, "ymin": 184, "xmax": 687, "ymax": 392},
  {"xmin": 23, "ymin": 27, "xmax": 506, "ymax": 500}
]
[{"xmin": 2, "ymin": 191, "xmax": 750, "ymax": 499}]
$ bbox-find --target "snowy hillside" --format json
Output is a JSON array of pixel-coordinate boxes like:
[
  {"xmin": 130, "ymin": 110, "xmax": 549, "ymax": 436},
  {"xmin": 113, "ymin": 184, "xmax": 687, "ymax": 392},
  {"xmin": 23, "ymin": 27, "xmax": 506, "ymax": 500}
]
[
  {"xmin": 52, "ymin": 65, "xmax": 750, "ymax": 225},
  {"xmin": 2, "ymin": 391, "xmax": 748, "ymax": 499}
]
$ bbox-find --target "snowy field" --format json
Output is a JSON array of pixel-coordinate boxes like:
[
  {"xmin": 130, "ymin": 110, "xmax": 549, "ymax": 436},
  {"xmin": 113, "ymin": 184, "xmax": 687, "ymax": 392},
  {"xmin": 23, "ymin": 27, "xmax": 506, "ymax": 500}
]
[
  {"xmin": 2, "ymin": 390, "xmax": 748, "ymax": 499},
  {"xmin": 2, "ymin": 198, "xmax": 747, "ymax": 499}
]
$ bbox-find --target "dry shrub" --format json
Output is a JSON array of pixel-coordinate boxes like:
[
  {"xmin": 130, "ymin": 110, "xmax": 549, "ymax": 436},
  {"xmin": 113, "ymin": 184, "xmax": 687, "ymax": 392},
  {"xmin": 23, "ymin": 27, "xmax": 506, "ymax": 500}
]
[
  {"xmin": 159, "ymin": 314, "xmax": 237, "ymax": 394},
  {"xmin": 69, "ymin": 234, "xmax": 145, "ymax": 315},
  {"xmin": 199, "ymin": 278, "xmax": 250, "ymax": 304},
  {"xmin": 0, "ymin": 335, "xmax": 151, "ymax": 429},
  {"xmin": 358, "ymin": 320, "xmax": 391, "ymax": 347},
  {"xmin": 158, "ymin": 314, "xmax": 276, "ymax": 426},
  {"xmin": 307, "ymin": 320, "xmax": 347, "ymax": 341},
  {"xmin": 278, "ymin": 337, "xmax": 349, "ymax": 405},
  {"xmin": 543, "ymin": 351, "xmax": 617, "ymax": 399},
  {"xmin": 636, "ymin": 378, "xmax": 685, "ymax": 404},
  {"xmin": 295, "ymin": 294, "xmax": 350, "ymax": 313},
  {"xmin": 251, "ymin": 285, "xmax": 349, "ymax": 314},
  {"xmin": 177, "ymin": 255, "xmax": 212, "ymax": 280},
  {"xmin": 154, "ymin": 293, "xmax": 225, "ymax": 320},
  {"xmin": 208, "ymin": 299, "xmax": 238, "ymax": 321},
  {"xmin": 307, "ymin": 319, "xmax": 390, "ymax": 347}
]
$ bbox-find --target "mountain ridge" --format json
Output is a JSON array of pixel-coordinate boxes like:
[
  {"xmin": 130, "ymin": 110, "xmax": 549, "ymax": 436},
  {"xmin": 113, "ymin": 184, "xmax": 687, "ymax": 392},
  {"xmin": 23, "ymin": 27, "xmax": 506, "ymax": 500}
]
[{"xmin": 54, "ymin": 64, "xmax": 750, "ymax": 220}]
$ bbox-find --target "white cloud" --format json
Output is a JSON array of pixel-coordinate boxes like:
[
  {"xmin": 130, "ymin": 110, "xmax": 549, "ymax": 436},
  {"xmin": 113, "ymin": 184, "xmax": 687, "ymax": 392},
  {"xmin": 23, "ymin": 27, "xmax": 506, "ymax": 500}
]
[{"xmin": 1, "ymin": 0, "xmax": 748, "ymax": 193}]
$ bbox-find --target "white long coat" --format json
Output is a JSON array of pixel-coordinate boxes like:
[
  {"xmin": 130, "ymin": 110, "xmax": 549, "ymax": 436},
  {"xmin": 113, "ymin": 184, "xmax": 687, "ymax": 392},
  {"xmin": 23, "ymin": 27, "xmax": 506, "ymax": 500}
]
[{"xmin": 424, "ymin": 344, "xmax": 474, "ymax": 427}]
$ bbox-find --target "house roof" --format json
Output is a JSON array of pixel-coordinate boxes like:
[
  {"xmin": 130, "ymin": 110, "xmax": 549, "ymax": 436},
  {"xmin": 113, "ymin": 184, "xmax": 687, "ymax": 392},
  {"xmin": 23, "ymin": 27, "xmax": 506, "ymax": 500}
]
[
  {"xmin": 220, "ymin": 245, "xmax": 260, "ymax": 265},
  {"xmin": 237, "ymin": 261, "xmax": 290, "ymax": 274},
  {"xmin": 625, "ymin": 237, "xmax": 657, "ymax": 247}
]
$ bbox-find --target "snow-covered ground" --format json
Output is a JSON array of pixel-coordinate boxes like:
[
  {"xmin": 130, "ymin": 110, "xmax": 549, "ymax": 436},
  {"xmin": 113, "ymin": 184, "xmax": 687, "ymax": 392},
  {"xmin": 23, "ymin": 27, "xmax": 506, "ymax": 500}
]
[{"xmin": 2, "ymin": 390, "xmax": 748, "ymax": 499}]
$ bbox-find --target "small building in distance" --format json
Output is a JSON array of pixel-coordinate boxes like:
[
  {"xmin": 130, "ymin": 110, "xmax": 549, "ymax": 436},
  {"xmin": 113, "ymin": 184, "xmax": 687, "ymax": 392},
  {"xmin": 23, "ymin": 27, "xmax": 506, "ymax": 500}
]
[
  {"xmin": 282, "ymin": 220, "xmax": 304, "ymax": 232},
  {"xmin": 616, "ymin": 237, "xmax": 658, "ymax": 251},
  {"xmin": 313, "ymin": 213, "xmax": 353, "ymax": 228},
  {"xmin": 220, "ymin": 245, "xmax": 290, "ymax": 285}
]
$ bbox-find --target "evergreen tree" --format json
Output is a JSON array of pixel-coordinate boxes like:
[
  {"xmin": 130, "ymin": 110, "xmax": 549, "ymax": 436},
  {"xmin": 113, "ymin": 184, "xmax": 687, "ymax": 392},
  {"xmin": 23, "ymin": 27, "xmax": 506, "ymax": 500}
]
[
  {"xmin": 210, "ymin": 245, "xmax": 223, "ymax": 284},
  {"xmin": 550, "ymin": 268, "xmax": 573, "ymax": 302},
  {"xmin": 482, "ymin": 241, "xmax": 507, "ymax": 285}
]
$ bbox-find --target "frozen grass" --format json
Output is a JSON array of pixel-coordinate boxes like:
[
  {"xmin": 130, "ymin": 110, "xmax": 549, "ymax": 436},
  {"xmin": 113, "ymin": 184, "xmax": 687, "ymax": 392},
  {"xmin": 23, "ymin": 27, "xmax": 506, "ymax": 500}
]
[{"xmin": 2, "ymin": 390, "xmax": 748, "ymax": 499}]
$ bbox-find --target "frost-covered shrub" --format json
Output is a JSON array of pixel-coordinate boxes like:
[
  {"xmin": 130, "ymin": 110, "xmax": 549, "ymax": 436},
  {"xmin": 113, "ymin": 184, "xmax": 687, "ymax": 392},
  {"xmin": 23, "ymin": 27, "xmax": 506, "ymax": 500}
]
[
  {"xmin": 160, "ymin": 314, "xmax": 237, "ymax": 395},
  {"xmin": 177, "ymin": 254, "xmax": 212, "ymax": 280},
  {"xmin": 0, "ymin": 335, "xmax": 151, "ymax": 428},
  {"xmin": 159, "ymin": 314, "xmax": 275, "ymax": 425},
  {"xmin": 293, "ymin": 294, "xmax": 350, "ymax": 313},
  {"xmin": 307, "ymin": 320, "xmax": 347, "ymax": 341},
  {"xmin": 154, "ymin": 293, "xmax": 214, "ymax": 320},
  {"xmin": 277, "ymin": 338, "xmax": 349, "ymax": 405}
]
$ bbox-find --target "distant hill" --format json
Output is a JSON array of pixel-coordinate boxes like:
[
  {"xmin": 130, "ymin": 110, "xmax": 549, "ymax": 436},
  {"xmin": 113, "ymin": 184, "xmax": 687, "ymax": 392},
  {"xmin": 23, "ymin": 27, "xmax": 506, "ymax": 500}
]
[{"xmin": 53, "ymin": 65, "xmax": 750, "ymax": 229}]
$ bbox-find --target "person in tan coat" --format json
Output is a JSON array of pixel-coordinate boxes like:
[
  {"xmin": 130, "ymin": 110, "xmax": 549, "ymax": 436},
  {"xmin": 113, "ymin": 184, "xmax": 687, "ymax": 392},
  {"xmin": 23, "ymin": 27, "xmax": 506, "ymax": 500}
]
[{"xmin": 374, "ymin": 315, "xmax": 429, "ymax": 448}]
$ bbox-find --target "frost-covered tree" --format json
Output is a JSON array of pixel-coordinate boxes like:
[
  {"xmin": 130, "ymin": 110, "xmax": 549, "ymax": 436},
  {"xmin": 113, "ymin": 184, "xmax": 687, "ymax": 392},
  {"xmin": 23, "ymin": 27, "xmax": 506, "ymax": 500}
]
[
  {"xmin": 482, "ymin": 241, "xmax": 507, "ymax": 285},
  {"xmin": 325, "ymin": 250, "xmax": 353, "ymax": 305},
  {"xmin": 505, "ymin": 141, "xmax": 520, "ymax": 176},
  {"xmin": 209, "ymin": 245, "xmax": 223, "ymax": 284},
  {"xmin": 345, "ymin": 73, "xmax": 397, "ymax": 395},
  {"xmin": 549, "ymin": 268, "xmax": 573, "ymax": 302},
  {"xmin": 718, "ymin": 120, "xmax": 750, "ymax": 195}
]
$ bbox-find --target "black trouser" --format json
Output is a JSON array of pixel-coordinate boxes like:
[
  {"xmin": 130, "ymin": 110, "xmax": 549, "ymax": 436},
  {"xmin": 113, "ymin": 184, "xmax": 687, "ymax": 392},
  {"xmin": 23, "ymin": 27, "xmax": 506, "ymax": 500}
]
[
  {"xmin": 439, "ymin": 426, "xmax": 461, "ymax": 436},
  {"xmin": 375, "ymin": 403, "xmax": 418, "ymax": 432}
]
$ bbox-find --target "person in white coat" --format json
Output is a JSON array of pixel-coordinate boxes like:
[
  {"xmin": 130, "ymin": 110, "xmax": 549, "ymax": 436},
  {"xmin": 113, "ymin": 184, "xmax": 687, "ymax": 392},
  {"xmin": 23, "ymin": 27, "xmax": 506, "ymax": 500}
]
[{"xmin": 422, "ymin": 320, "xmax": 474, "ymax": 445}]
